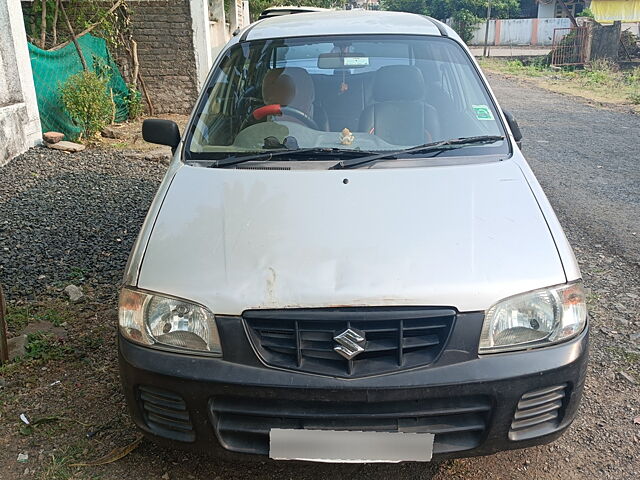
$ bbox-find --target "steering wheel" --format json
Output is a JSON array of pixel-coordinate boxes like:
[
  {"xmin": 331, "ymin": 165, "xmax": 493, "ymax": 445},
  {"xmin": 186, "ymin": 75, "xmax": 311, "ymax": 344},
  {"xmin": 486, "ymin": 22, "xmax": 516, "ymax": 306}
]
[
  {"xmin": 249, "ymin": 104, "xmax": 319, "ymax": 131},
  {"xmin": 279, "ymin": 106, "xmax": 319, "ymax": 130}
]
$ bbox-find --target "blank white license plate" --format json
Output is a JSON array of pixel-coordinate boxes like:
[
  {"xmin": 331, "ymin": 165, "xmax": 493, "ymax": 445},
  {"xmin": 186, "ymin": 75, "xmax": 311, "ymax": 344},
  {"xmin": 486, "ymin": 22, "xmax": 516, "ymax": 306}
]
[{"xmin": 269, "ymin": 429, "xmax": 434, "ymax": 463}]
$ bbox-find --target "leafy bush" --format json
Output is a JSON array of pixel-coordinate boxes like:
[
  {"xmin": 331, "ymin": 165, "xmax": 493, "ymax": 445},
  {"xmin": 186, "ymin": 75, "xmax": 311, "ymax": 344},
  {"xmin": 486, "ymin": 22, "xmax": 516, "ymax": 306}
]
[
  {"xmin": 60, "ymin": 71, "xmax": 113, "ymax": 140},
  {"xmin": 577, "ymin": 8, "xmax": 595, "ymax": 19},
  {"xmin": 452, "ymin": 9, "xmax": 481, "ymax": 45}
]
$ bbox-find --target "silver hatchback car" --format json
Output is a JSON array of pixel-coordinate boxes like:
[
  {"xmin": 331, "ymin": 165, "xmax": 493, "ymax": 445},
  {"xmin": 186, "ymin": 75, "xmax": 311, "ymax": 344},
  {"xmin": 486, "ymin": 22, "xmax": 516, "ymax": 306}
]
[{"xmin": 118, "ymin": 11, "xmax": 588, "ymax": 463}]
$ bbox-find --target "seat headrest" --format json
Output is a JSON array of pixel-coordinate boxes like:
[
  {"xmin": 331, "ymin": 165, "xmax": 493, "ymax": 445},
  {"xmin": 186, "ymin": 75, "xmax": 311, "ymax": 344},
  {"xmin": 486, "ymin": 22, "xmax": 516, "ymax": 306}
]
[
  {"xmin": 262, "ymin": 67, "xmax": 315, "ymax": 115},
  {"xmin": 373, "ymin": 65, "xmax": 425, "ymax": 102}
]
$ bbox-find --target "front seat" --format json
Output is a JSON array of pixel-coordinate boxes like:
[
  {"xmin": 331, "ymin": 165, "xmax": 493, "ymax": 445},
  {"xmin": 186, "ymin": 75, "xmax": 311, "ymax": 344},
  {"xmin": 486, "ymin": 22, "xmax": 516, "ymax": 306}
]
[
  {"xmin": 261, "ymin": 67, "xmax": 329, "ymax": 130},
  {"xmin": 359, "ymin": 65, "xmax": 440, "ymax": 145}
]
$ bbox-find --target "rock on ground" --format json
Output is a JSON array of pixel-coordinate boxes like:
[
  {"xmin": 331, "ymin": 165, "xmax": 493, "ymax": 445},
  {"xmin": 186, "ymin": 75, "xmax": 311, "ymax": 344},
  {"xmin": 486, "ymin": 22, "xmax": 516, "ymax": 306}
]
[
  {"xmin": 7, "ymin": 334, "xmax": 27, "ymax": 361},
  {"xmin": 46, "ymin": 141, "xmax": 86, "ymax": 153},
  {"xmin": 42, "ymin": 132, "xmax": 64, "ymax": 144},
  {"xmin": 64, "ymin": 284, "xmax": 84, "ymax": 302}
]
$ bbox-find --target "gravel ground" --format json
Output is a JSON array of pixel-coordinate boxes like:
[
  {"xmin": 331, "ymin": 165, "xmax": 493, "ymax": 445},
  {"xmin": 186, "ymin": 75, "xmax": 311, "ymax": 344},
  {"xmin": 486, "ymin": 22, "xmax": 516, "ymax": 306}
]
[
  {"xmin": 0, "ymin": 149, "xmax": 167, "ymax": 302},
  {"xmin": 0, "ymin": 75, "xmax": 639, "ymax": 479}
]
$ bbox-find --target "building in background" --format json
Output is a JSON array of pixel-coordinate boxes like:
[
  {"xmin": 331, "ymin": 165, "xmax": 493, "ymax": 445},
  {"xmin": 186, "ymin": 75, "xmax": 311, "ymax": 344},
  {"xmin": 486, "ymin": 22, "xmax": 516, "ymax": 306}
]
[
  {"xmin": 590, "ymin": 0, "xmax": 640, "ymax": 23},
  {"xmin": 209, "ymin": 0, "xmax": 250, "ymax": 56},
  {"xmin": 537, "ymin": 0, "xmax": 588, "ymax": 18},
  {"xmin": 0, "ymin": 0, "xmax": 41, "ymax": 165}
]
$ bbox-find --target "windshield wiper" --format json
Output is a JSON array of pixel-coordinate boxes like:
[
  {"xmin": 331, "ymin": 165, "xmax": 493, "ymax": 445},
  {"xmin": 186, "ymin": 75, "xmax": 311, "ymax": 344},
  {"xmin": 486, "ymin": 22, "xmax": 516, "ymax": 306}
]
[
  {"xmin": 205, "ymin": 147, "xmax": 379, "ymax": 168},
  {"xmin": 329, "ymin": 135, "xmax": 505, "ymax": 170},
  {"xmin": 206, "ymin": 148, "xmax": 318, "ymax": 168}
]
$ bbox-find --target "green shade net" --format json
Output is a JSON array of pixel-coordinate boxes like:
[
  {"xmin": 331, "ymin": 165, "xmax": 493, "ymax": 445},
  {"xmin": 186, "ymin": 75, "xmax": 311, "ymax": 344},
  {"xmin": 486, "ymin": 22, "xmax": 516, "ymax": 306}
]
[{"xmin": 29, "ymin": 33, "xmax": 130, "ymax": 139}]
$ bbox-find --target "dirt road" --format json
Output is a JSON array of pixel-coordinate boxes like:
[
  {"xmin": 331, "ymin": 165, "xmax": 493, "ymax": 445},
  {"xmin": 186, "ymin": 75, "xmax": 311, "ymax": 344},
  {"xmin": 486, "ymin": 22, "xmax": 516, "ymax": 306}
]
[{"xmin": 1, "ymin": 74, "xmax": 638, "ymax": 479}]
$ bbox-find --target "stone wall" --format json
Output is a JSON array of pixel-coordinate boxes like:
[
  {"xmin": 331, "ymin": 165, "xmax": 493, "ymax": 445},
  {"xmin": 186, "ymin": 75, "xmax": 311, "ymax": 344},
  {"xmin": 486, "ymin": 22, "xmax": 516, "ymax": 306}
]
[
  {"xmin": 0, "ymin": 0, "xmax": 41, "ymax": 166},
  {"xmin": 122, "ymin": 0, "xmax": 201, "ymax": 114}
]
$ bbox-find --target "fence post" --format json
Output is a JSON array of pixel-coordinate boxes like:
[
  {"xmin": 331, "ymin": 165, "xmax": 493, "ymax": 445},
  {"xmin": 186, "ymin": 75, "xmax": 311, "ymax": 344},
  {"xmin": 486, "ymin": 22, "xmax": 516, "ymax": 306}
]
[
  {"xmin": 0, "ymin": 286, "xmax": 8, "ymax": 365},
  {"xmin": 483, "ymin": 0, "xmax": 493, "ymax": 57}
]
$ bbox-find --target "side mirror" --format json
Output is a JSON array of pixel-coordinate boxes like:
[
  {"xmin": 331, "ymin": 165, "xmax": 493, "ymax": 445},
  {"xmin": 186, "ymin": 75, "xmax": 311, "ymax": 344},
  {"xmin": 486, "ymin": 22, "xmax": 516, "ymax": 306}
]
[
  {"xmin": 502, "ymin": 110, "xmax": 523, "ymax": 149},
  {"xmin": 142, "ymin": 119, "xmax": 181, "ymax": 150}
]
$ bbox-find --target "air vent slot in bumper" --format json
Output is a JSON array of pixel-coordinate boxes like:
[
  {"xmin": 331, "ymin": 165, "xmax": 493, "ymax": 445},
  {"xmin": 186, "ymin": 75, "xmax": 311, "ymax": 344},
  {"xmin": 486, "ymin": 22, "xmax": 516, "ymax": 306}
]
[
  {"xmin": 138, "ymin": 385, "xmax": 195, "ymax": 442},
  {"xmin": 509, "ymin": 384, "xmax": 568, "ymax": 441}
]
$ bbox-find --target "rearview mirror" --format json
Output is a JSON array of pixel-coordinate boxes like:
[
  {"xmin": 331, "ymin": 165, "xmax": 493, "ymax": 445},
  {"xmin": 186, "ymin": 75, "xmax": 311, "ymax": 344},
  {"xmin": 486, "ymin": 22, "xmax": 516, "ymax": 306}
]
[
  {"xmin": 318, "ymin": 52, "xmax": 369, "ymax": 70},
  {"xmin": 502, "ymin": 110, "xmax": 523, "ymax": 149},
  {"xmin": 142, "ymin": 119, "xmax": 181, "ymax": 150}
]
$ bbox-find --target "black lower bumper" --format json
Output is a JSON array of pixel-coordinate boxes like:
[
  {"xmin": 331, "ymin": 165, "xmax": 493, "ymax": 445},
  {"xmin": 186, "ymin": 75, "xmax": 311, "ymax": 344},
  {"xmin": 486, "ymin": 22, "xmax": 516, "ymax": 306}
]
[{"xmin": 118, "ymin": 326, "xmax": 588, "ymax": 461}]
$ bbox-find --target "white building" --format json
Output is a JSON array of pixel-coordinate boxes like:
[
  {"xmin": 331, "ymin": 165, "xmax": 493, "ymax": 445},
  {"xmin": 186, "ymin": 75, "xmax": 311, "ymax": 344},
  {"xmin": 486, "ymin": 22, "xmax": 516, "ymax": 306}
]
[{"xmin": 0, "ymin": 0, "xmax": 41, "ymax": 165}]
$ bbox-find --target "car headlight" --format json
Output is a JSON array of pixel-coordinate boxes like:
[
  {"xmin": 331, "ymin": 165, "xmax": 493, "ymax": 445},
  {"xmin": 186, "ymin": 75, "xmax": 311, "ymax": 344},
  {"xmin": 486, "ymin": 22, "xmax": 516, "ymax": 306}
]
[
  {"xmin": 479, "ymin": 282, "xmax": 587, "ymax": 354},
  {"xmin": 118, "ymin": 288, "xmax": 221, "ymax": 355}
]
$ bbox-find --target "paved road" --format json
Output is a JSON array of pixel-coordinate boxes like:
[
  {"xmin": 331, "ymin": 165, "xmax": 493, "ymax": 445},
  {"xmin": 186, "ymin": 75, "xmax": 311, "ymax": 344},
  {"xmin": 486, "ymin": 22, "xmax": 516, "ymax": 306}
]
[{"xmin": 489, "ymin": 74, "xmax": 640, "ymax": 266}]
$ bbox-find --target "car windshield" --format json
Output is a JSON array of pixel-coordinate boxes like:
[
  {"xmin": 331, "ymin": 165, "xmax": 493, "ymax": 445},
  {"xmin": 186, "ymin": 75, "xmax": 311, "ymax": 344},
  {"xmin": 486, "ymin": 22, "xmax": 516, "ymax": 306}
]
[{"xmin": 186, "ymin": 34, "xmax": 508, "ymax": 160}]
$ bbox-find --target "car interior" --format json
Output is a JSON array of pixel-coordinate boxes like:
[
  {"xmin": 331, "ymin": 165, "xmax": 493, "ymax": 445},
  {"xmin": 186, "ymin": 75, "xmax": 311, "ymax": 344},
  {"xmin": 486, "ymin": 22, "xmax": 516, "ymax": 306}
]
[{"xmin": 191, "ymin": 37, "xmax": 502, "ymax": 152}]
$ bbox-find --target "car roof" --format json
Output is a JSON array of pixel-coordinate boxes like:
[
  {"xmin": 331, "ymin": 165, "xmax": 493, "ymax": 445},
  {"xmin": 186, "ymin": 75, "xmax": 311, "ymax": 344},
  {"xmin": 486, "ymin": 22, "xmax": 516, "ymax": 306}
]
[{"xmin": 244, "ymin": 10, "xmax": 446, "ymax": 41}]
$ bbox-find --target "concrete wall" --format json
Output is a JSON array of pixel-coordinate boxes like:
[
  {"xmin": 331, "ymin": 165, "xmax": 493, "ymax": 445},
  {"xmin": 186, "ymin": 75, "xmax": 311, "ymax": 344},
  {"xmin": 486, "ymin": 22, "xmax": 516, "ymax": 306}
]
[
  {"xmin": 0, "ymin": 0, "xmax": 41, "ymax": 166},
  {"xmin": 590, "ymin": 20, "xmax": 622, "ymax": 60},
  {"xmin": 469, "ymin": 18, "xmax": 573, "ymax": 46},
  {"xmin": 115, "ymin": 0, "xmax": 211, "ymax": 115}
]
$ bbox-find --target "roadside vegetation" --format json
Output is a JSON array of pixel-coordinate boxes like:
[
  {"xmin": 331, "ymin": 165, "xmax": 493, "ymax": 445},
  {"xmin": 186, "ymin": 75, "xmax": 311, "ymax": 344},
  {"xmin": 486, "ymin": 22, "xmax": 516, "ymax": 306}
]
[{"xmin": 479, "ymin": 57, "xmax": 640, "ymax": 110}]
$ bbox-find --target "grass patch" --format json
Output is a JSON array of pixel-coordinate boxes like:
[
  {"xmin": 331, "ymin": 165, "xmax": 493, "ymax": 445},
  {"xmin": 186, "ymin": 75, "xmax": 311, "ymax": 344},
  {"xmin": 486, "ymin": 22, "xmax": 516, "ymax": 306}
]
[
  {"xmin": 38, "ymin": 444, "xmax": 88, "ymax": 480},
  {"xmin": 25, "ymin": 332, "xmax": 73, "ymax": 362},
  {"xmin": 478, "ymin": 57, "xmax": 640, "ymax": 110},
  {"xmin": 5, "ymin": 302, "xmax": 72, "ymax": 334},
  {"xmin": 5, "ymin": 305, "xmax": 32, "ymax": 331},
  {"xmin": 68, "ymin": 266, "xmax": 88, "ymax": 283}
]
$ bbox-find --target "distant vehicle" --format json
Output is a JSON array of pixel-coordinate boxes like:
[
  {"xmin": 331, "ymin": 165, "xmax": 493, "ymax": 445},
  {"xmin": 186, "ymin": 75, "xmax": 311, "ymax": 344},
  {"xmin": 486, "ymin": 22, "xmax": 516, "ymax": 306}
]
[
  {"xmin": 258, "ymin": 5, "xmax": 329, "ymax": 20},
  {"xmin": 121, "ymin": 10, "xmax": 588, "ymax": 464}
]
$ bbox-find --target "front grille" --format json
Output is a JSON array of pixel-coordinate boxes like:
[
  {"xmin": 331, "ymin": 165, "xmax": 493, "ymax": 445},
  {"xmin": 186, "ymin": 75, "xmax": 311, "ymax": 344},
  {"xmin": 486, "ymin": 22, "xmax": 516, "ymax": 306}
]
[
  {"xmin": 210, "ymin": 394, "xmax": 491, "ymax": 455},
  {"xmin": 243, "ymin": 307, "xmax": 456, "ymax": 377},
  {"xmin": 509, "ymin": 384, "xmax": 568, "ymax": 441},
  {"xmin": 138, "ymin": 385, "xmax": 195, "ymax": 442}
]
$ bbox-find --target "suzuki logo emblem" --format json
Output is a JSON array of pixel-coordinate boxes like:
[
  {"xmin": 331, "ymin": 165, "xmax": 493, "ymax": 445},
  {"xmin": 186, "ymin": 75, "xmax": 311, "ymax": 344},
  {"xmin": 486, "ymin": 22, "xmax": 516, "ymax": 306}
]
[{"xmin": 333, "ymin": 328, "xmax": 366, "ymax": 360}]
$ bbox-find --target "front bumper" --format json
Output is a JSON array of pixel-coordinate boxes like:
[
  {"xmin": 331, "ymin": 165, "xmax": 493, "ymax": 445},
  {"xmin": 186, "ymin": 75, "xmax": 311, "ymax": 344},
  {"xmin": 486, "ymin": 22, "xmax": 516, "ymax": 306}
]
[{"xmin": 118, "ymin": 324, "xmax": 588, "ymax": 461}]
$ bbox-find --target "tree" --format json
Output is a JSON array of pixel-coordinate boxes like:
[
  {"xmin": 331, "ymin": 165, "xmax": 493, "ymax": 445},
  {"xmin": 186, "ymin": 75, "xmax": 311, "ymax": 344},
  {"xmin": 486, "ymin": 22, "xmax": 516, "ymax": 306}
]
[
  {"xmin": 381, "ymin": 0, "xmax": 520, "ymax": 44},
  {"xmin": 248, "ymin": 0, "xmax": 343, "ymax": 22},
  {"xmin": 380, "ymin": 0, "xmax": 429, "ymax": 15}
]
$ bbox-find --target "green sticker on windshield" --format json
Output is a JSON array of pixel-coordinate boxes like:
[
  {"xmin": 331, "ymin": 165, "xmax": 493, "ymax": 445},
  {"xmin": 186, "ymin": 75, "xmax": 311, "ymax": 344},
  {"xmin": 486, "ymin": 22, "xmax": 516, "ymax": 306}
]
[{"xmin": 472, "ymin": 105, "xmax": 495, "ymax": 121}]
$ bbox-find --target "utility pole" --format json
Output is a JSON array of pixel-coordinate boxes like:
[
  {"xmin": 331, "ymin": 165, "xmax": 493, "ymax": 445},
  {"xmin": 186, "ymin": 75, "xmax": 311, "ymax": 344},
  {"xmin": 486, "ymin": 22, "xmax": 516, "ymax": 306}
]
[{"xmin": 483, "ymin": 0, "xmax": 493, "ymax": 57}]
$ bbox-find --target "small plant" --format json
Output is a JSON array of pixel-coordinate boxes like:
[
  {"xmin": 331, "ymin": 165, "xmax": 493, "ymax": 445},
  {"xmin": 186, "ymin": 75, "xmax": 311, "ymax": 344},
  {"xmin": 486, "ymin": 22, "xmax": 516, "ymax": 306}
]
[
  {"xmin": 25, "ymin": 332, "xmax": 72, "ymax": 361},
  {"xmin": 629, "ymin": 91, "xmax": 640, "ymax": 104},
  {"xmin": 125, "ymin": 84, "xmax": 143, "ymax": 119},
  {"xmin": 5, "ymin": 305, "xmax": 32, "ymax": 332},
  {"xmin": 626, "ymin": 66, "xmax": 640, "ymax": 84},
  {"xmin": 60, "ymin": 71, "xmax": 113, "ymax": 140}
]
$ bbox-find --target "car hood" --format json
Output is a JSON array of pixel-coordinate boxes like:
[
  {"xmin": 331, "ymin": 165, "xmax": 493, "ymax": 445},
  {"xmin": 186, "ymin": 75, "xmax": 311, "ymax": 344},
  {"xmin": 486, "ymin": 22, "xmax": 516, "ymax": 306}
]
[{"xmin": 137, "ymin": 160, "xmax": 566, "ymax": 314}]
